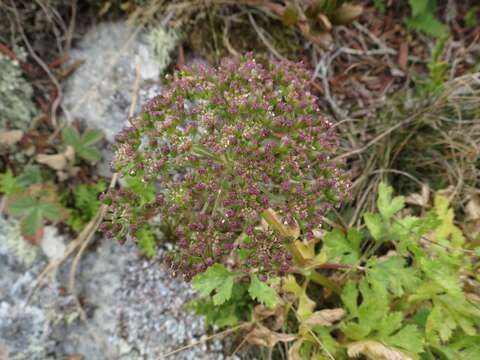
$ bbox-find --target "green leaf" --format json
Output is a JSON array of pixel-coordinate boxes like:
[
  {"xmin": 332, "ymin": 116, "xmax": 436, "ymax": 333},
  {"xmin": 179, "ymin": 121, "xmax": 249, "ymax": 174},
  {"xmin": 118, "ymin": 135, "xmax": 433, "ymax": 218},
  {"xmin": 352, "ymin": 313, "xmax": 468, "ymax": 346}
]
[
  {"xmin": 407, "ymin": 12, "xmax": 448, "ymax": 38},
  {"xmin": 341, "ymin": 277, "xmax": 424, "ymax": 356},
  {"xmin": 74, "ymin": 181, "xmax": 106, "ymax": 220},
  {"xmin": 187, "ymin": 283, "xmax": 251, "ymax": 328},
  {"xmin": 364, "ymin": 212, "xmax": 383, "ymax": 241},
  {"xmin": 385, "ymin": 324, "xmax": 423, "ymax": 356},
  {"xmin": 66, "ymin": 181, "xmax": 106, "ymax": 231},
  {"xmin": 7, "ymin": 196, "xmax": 36, "ymax": 216},
  {"xmin": 16, "ymin": 165, "xmax": 43, "ymax": 187},
  {"xmin": 432, "ymin": 195, "xmax": 465, "ymax": 250},
  {"xmin": 341, "ymin": 281, "xmax": 359, "ymax": 317},
  {"xmin": 376, "ymin": 312, "xmax": 403, "ymax": 338},
  {"xmin": 409, "ymin": 0, "xmax": 429, "ymax": 17},
  {"xmin": 313, "ymin": 328, "xmax": 339, "ymax": 356},
  {"xmin": 426, "ymin": 304, "xmax": 456, "ymax": 343},
  {"xmin": 419, "ymin": 258, "xmax": 463, "ymax": 297},
  {"xmin": 408, "ymin": 0, "xmax": 448, "ymax": 39},
  {"xmin": 38, "ymin": 201, "xmax": 63, "ymax": 221},
  {"xmin": 62, "ymin": 126, "xmax": 103, "ymax": 162},
  {"xmin": 447, "ymin": 335, "xmax": 480, "ymax": 360},
  {"xmin": 187, "ymin": 299, "xmax": 240, "ymax": 328},
  {"xmin": 342, "ymin": 321, "xmax": 371, "ymax": 340},
  {"xmin": 214, "ymin": 277, "xmax": 234, "ymax": 305},
  {"xmin": 464, "ymin": 6, "xmax": 479, "ymax": 27},
  {"xmin": 62, "ymin": 126, "xmax": 81, "ymax": 147},
  {"xmin": 21, "ymin": 208, "xmax": 43, "ymax": 236},
  {"xmin": 137, "ymin": 226, "xmax": 156, "ymax": 257},
  {"xmin": 356, "ymin": 280, "xmax": 389, "ymax": 328},
  {"xmin": 6, "ymin": 185, "xmax": 66, "ymax": 237},
  {"xmin": 377, "ymin": 182, "xmax": 405, "ymax": 220},
  {"xmin": 373, "ymin": 0, "xmax": 385, "ymax": 13},
  {"xmin": 323, "ymin": 228, "xmax": 361, "ymax": 265},
  {"xmin": 77, "ymin": 147, "xmax": 102, "ymax": 162},
  {"xmin": 366, "ymin": 256, "xmax": 420, "ymax": 297},
  {"xmin": 248, "ymin": 274, "xmax": 277, "ymax": 308},
  {"xmin": 0, "ymin": 169, "xmax": 24, "ymax": 194},
  {"xmin": 341, "ymin": 278, "xmax": 392, "ymax": 341},
  {"xmin": 192, "ymin": 264, "xmax": 239, "ymax": 305},
  {"xmin": 81, "ymin": 129, "xmax": 104, "ymax": 146},
  {"xmin": 125, "ymin": 176, "xmax": 155, "ymax": 205}
]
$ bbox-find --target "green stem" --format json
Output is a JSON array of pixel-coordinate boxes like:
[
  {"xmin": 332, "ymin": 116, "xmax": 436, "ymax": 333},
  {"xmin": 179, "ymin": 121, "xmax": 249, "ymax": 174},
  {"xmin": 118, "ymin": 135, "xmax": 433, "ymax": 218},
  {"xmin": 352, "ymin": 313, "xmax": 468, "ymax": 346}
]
[
  {"xmin": 309, "ymin": 271, "xmax": 342, "ymax": 296},
  {"xmin": 286, "ymin": 243, "xmax": 341, "ymax": 295},
  {"xmin": 286, "ymin": 243, "xmax": 307, "ymax": 267}
]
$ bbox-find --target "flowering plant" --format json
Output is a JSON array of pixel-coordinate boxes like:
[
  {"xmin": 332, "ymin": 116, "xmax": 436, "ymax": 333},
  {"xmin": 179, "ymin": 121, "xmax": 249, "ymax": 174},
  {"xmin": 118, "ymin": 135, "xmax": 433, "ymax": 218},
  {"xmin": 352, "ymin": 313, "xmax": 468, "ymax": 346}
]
[{"xmin": 102, "ymin": 54, "xmax": 350, "ymax": 282}]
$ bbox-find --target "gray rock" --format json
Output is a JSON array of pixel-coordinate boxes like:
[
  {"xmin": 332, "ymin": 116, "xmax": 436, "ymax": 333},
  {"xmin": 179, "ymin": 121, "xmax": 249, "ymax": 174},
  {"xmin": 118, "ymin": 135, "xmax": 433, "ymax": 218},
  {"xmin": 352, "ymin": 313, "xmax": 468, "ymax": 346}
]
[
  {"xmin": 39, "ymin": 226, "xmax": 66, "ymax": 261},
  {"xmin": 63, "ymin": 22, "xmax": 164, "ymax": 142},
  {"xmin": 0, "ymin": 218, "xmax": 235, "ymax": 359}
]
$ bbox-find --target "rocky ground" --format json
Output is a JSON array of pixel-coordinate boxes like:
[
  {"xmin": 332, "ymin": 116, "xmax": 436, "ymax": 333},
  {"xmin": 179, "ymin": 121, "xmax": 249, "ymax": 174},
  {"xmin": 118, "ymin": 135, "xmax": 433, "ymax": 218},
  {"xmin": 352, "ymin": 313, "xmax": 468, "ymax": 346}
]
[
  {"xmin": 0, "ymin": 21, "xmax": 238, "ymax": 360},
  {"xmin": 0, "ymin": 230, "xmax": 230, "ymax": 359}
]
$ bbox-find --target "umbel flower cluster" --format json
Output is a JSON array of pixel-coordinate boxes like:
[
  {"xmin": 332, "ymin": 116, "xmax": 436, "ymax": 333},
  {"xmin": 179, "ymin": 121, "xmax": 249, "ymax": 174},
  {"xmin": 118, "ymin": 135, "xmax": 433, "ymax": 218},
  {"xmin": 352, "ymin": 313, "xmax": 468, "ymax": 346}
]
[{"xmin": 101, "ymin": 54, "xmax": 351, "ymax": 281}]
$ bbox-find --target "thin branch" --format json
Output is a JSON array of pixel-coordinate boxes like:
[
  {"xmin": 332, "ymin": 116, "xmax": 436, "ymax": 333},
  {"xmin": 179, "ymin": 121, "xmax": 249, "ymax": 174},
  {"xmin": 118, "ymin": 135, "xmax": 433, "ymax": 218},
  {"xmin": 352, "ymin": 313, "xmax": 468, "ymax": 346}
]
[
  {"xmin": 248, "ymin": 11, "xmax": 286, "ymax": 61},
  {"xmin": 160, "ymin": 323, "xmax": 249, "ymax": 359}
]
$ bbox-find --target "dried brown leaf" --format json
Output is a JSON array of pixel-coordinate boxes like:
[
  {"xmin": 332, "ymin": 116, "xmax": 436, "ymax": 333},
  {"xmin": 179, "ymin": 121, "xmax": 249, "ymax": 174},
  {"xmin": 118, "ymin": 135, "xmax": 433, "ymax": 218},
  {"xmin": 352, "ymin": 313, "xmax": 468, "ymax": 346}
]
[
  {"xmin": 304, "ymin": 308, "xmax": 346, "ymax": 327},
  {"xmin": 288, "ymin": 339, "xmax": 303, "ymax": 360},
  {"xmin": 317, "ymin": 13, "xmax": 332, "ymax": 31},
  {"xmin": 331, "ymin": 4, "xmax": 363, "ymax": 25},
  {"xmin": 253, "ymin": 301, "xmax": 286, "ymax": 331},
  {"xmin": 0, "ymin": 130, "xmax": 23, "ymax": 147},
  {"xmin": 36, "ymin": 153, "xmax": 68, "ymax": 171},
  {"xmin": 465, "ymin": 196, "xmax": 480, "ymax": 221},
  {"xmin": 347, "ymin": 340, "xmax": 413, "ymax": 360},
  {"xmin": 253, "ymin": 304, "xmax": 276, "ymax": 321},
  {"xmin": 297, "ymin": 21, "xmax": 311, "ymax": 36},
  {"xmin": 309, "ymin": 31, "xmax": 333, "ymax": 49},
  {"xmin": 36, "ymin": 146, "xmax": 75, "ymax": 171},
  {"xmin": 405, "ymin": 183, "xmax": 430, "ymax": 208},
  {"xmin": 246, "ymin": 324, "xmax": 296, "ymax": 348},
  {"xmin": 64, "ymin": 145, "xmax": 75, "ymax": 163},
  {"xmin": 463, "ymin": 196, "xmax": 480, "ymax": 240}
]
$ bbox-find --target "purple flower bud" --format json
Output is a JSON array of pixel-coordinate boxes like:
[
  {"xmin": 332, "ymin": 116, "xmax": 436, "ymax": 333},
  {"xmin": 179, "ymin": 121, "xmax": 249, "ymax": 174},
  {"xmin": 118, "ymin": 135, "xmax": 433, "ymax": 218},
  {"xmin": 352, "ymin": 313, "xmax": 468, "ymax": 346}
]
[
  {"xmin": 280, "ymin": 263, "xmax": 290, "ymax": 272},
  {"xmin": 224, "ymin": 243, "xmax": 234, "ymax": 251}
]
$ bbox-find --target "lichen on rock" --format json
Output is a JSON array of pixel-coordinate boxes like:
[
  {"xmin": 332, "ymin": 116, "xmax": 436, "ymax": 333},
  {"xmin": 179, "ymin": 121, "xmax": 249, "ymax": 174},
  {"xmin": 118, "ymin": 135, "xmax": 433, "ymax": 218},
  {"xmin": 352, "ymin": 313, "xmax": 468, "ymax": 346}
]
[{"xmin": 0, "ymin": 48, "xmax": 37, "ymax": 130}]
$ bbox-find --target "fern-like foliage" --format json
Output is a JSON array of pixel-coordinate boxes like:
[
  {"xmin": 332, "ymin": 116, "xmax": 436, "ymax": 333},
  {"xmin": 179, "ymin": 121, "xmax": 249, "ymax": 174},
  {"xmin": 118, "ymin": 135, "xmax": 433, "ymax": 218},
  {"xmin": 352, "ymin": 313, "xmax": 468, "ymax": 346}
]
[
  {"xmin": 191, "ymin": 183, "xmax": 480, "ymax": 360},
  {"xmin": 66, "ymin": 180, "xmax": 106, "ymax": 231}
]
